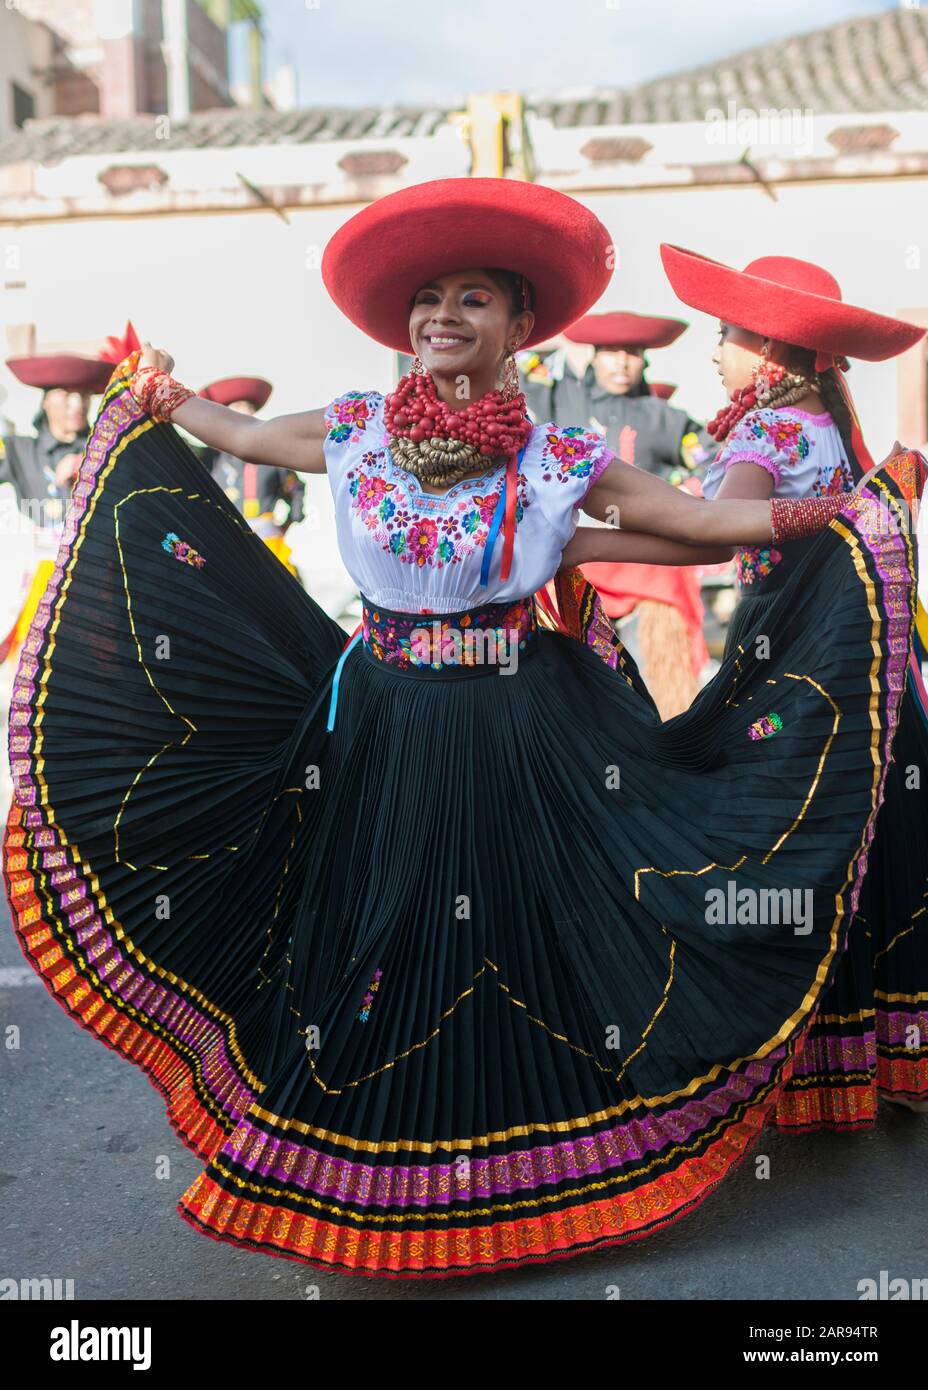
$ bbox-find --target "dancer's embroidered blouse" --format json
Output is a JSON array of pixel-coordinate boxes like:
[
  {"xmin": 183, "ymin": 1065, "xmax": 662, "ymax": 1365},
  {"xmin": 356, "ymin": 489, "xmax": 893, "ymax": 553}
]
[
  {"xmin": 701, "ymin": 407, "xmax": 854, "ymax": 499},
  {"xmin": 701, "ymin": 406, "xmax": 855, "ymax": 589},
  {"xmin": 323, "ymin": 389, "xmax": 613, "ymax": 613}
]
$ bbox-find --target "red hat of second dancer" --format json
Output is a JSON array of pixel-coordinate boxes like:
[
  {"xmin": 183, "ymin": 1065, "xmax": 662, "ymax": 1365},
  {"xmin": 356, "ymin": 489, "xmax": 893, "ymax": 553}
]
[
  {"xmin": 563, "ymin": 311, "xmax": 687, "ymax": 349},
  {"xmin": 660, "ymin": 246, "xmax": 926, "ymax": 367},
  {"xmin": 650, "ymin": 382, "xmax": 677, "ymax": 400},
  {"xmin": 199, "ymin": 377, "xmax": 273, "ymax": 409},
  {"xmin": 5, "ymin": 354, "xmax": 114, "ymax": 393},
  {"xmin": 321, "ymin": 177, "xmax": 614, "ymax": 351}
]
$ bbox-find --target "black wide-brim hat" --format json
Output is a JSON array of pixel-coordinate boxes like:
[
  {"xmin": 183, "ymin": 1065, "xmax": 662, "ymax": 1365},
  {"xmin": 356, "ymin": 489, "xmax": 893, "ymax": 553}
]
[{"xmin": 321, "ymin": 177, "xmax": 615, "ymax": 352}]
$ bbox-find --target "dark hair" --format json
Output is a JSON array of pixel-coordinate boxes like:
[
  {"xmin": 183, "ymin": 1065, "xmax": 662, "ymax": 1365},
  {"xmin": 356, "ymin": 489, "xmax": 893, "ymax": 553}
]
[
  {"xmin": 481, "ymin": 267, "xmax": 535, "ymax": 316},
  {"xmin": 817, "ymin": 367, "xmax": 864, "ymax": 481},
  {"xmin": 777, "ymin": 343, "xmax": 864, "ymax": 480}
]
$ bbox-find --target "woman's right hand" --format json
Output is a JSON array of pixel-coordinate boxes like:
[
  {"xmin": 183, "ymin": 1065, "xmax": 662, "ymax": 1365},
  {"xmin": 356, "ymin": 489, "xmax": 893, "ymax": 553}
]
[{"xmin": 138, "ymin": 341, "xmax": 175, "ymax": 376}]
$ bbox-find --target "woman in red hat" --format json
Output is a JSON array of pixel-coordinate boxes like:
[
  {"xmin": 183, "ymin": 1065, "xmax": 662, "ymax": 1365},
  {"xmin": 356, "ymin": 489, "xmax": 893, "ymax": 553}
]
[
  {"xmin": 661, "ymin": 244, "xmax": 928, "ymax": 1127},
  {"xmin": 3, "ymin": 177, "xmax": 924, "ymax": 1281}
]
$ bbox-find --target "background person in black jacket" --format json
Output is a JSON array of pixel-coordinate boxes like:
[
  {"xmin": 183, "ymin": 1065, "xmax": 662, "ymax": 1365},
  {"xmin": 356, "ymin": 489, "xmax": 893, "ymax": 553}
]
[{"xmin": 196, "ymin": 375, "xmax": 305, "ymax": 580}]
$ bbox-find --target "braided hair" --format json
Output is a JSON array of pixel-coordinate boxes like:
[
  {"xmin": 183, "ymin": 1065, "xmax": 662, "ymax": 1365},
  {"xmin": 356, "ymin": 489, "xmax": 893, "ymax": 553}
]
[
  {"xmin": 816, "ymin": 366, "xmax": 864, "ymax": 483},
  {"xmin": 772, "ymin": 344, "xmax": 863, "ymax": 479}
]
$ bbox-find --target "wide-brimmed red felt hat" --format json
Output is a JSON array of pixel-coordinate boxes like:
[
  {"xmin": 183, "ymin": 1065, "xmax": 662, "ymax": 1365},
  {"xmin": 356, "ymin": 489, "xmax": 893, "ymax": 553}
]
[
  {"xmin": 5, "ymin": 353, "xmax": 114, "ymax": 393},
  {"xmin": 650, "ymin": 381, "xmax": 677, "ymax": 400},
  {"xmin": 199, "ymin": 376, "xmax": 273, "ymax": 409},
  {"xmin": 660, "ymin": 246, "xmax": 926, "ymax": 365},
  {"xmin": 321, "ymin": 178, "xmax": 614, "ymax": 352},
  {"xmin": 564, "ymin": 311, "xmax": 687, "ymax": 349}
]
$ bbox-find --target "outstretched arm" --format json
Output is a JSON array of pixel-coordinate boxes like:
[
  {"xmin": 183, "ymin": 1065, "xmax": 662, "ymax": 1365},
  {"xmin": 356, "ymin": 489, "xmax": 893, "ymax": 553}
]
[
  {"xmin": 134, "ymin": 343, "xmax": 329, "ymax": 473},
  {"xmin": 170, "ymin": 398, "xmax": 328, "ymax": 473},
  {"xmin": 562, "ymin": 525, "xmax": 733, "ymax": 568},
  {"xmin": 584, "ymin": 457, "xmax": 782, "ymax": 546}
]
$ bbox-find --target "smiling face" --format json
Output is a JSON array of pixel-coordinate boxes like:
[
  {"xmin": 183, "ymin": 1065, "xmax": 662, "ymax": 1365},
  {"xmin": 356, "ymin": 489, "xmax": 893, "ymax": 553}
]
[
  {"xmin": 408, "ymin": 268, "xmax": 534, "ymax": 403},
  {"xmin": 592, "ymin": 345, "xmax": 646, "ymax": 395}
]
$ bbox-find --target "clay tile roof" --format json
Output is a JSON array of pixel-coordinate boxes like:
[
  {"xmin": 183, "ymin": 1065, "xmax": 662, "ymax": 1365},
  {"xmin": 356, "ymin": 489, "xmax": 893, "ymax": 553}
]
[
  {"xmin": 0, "ymin": 8, "xmax": 925, "ymax": 168},
  {"xmin": 525, "ymin": 6, "xmax": 928, "ymax": 126},
  {"xmin": 0, "ymin": 103, "xmax": 451, "ymax": 165}
]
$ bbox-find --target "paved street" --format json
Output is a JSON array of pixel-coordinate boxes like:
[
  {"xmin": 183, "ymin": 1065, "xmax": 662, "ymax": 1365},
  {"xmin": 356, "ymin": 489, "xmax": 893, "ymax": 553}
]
[{"xmin": 2, "ymin": 890, "xmax": 925, "ymax": 1303}]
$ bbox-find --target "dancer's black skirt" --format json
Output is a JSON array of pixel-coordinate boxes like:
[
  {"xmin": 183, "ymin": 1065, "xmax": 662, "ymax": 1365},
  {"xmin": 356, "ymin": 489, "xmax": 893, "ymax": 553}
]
[
  {"xmin": 3, "ymin": 356, "xmax": 925, "ymax": 1278},
  {"xmin": 724, "ymin": 583, "xmax": 928, "ymax": 1130}
]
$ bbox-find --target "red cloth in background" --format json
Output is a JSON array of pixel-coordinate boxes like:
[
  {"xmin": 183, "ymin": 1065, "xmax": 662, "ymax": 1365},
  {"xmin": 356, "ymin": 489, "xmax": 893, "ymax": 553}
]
[{"xmin": 580, "ymin": 561, "xmax": 709, "ymax": 677}]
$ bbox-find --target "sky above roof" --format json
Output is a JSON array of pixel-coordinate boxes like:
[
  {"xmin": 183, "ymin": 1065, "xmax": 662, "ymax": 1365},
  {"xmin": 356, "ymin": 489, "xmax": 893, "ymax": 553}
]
[{"xmin": 236, "ymin": 0, "xmax": 893, "ymax": 108}]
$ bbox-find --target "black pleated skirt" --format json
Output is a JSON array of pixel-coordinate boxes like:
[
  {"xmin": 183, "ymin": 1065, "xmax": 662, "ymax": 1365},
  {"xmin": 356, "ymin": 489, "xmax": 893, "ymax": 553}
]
[
  {"xmin": 3, "ymin": 356, "xmax": 925, "ymax": 1278},
  {"xmin": 724, "ymin": 584, "xmax": 928, "ymax": 1130}
]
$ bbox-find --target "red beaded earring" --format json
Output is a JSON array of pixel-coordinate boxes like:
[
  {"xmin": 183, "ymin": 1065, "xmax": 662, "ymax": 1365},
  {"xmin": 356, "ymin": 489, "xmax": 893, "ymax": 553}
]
[{"xmin": 751, "ymin": 339, "xmax": 786, "ymax": 400}]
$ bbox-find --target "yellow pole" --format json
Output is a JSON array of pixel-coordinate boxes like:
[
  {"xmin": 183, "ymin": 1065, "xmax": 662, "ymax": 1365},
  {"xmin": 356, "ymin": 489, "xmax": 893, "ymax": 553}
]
[
  {"xmin": 465, "ymin": 92, "xmax": 530, "ymax": 179},
  {"xmin": 248, "ymin": 19, "xmax": 263, "ymax": 107}
]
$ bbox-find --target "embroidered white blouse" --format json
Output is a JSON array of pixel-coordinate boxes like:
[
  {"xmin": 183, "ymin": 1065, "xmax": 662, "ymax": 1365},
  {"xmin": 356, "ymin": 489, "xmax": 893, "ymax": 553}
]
[
  {"xmin": 700, "ymin": 406, "xmax": 854, "ymax": 589},
  {"xmin": 322, "ymin": 389, "xmax": 613, "ymax": 614},
  {"xmin": 701, "ymin": 407, "xmax": 853, "ymax": 501}
]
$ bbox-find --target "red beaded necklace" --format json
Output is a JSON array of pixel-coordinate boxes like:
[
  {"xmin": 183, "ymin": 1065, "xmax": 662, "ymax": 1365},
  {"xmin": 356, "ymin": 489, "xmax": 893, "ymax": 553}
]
[
  {"xmin": 706, "ymin": 382, "xmax": 760, "ymax": 442},
  {"xmin": 384, "ymin": 367, "xmax": 533, "ymax": 459},
  {"xmin": 384, "ymin": 366, "xmax": 535, "ymax": 582}
]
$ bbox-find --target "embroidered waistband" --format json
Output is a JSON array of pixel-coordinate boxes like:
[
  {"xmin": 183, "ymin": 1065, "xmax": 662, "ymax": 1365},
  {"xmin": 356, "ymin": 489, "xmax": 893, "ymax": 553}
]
[{"xmin": 360, "ymin": 595, "xmax": 537, "ymax": 673}]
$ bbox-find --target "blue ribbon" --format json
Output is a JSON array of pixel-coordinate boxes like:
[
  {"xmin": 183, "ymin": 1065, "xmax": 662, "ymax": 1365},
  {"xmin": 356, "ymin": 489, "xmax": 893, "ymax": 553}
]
[
  {"xmin": 326, "ymin": 629, "xmax": 362, "ymax": 732},
  {"xmin": 330, "ymin": 442, "xmax": 529, "ymax": 728},
  {"xmin": 479, "ymin": 444, "xmax": 527, "ymax": 588}
]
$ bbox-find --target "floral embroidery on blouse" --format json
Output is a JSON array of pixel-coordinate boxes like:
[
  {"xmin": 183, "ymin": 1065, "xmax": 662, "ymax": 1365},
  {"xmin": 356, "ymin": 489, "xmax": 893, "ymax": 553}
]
[
  {"xmin": 324, "ymin": 392, "xmax": 610, "ymax": 602},
  {"xmin": 161, "ymin": 532, "xmax": 205, "ymax": 568},
  {"xmin": 325, "ymin": 390, "xmax": 372, "ymax": 445},
  {"xmin": 540, "ymin": 426, "xmax": 600, "ymax": 483},
  {"xmin": 748, "ymin": 712, "xmax": 783, "ymax": 741},
  {"xmin": 346, "ymin": 453, "xmax": 530, "ymax": 570},
  {"xmin": 812, "ymin": 459, "xmax": 855, "ymax": 496},
  {"xmin": 739, "ymin": 414, "xmax": 811, "ymax": 468},
  {"xmin": 357, "ymin": 967, "xmax": 383, "ymax": 1023},
  {"xmin": 735, "ymin": 545, "xmax": 782, "ymax": 587}
]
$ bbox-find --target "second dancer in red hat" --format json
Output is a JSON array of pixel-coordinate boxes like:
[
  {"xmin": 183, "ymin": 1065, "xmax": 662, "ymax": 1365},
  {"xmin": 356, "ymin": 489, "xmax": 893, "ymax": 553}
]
[{"xmin": 661, "ymin": 243, "xmax": 928, "ymax": 1125}]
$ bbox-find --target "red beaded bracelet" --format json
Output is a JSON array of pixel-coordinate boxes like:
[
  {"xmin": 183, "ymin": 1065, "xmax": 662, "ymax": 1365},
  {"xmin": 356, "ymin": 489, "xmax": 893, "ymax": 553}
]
[
  {"xmin": 770, "ymin": 493, "xmax": 848, "ymax": 545},
  {"xmin": 129, "ymin": 366, "xmax": 195, "ymax": 422}
]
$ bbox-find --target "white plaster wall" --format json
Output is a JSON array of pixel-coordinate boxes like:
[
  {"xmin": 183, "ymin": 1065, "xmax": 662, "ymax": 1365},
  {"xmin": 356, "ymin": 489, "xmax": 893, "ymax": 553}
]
[{"xmin": 576, "ymin": 178, "xmax": 928, "ymax": 455}]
